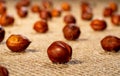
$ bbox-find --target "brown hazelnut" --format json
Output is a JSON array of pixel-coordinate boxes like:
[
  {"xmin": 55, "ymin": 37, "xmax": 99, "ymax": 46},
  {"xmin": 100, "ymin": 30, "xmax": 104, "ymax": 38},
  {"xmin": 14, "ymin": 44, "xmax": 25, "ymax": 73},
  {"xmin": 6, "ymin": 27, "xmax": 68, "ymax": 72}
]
[
  {"xmin": 109, "ymin": 2, "xmax": 118, "ymax": 12},
  {"xmin": 63, "ymin": 24, "xmax": 80, "ymax": 40},
  {"xmin": 6, "ymin": 34, "xmax": 31, "ymax": 52},
  {"xmin": 0, "ymin": 65, "xmax": 9, "ymax": 76},
  {"xmin": 0, "ymin": 14, "xmax": 14, "ymax": 26},
  {"xmin": 42, "ymin": 0, "xmax": 53, "ymax": 9},
  {"xmin": 61, "ymin": 2, "xmax": 71, "ymax": 11},
  {"xmin": 111, "ymin": 14, "xmax": 120, "ymax": 25},
  {"xmin": 0, "ymin": 26, "xmax": 5, "ymax": 42},
  {"xmin": 103, "ymin": 7, "xmax": 113, "ymax": 17},
  {"xmin": 101, "ymin": 35, "xmax": 120, "ymax": 52},
  {"xmin": 0, "ymin": 2, "xmax": 6, "ymax": 15},
  {"xmin": 17, "ymin": 7, "xmax": 28, "ymax": 18},
  {"xmin": 31, "ymin": 4, "xmax": 41, "ymax": 13},
  {"xmin": 51, "ymin": 8, "xmax": 61, "ymax": 17},
  {"xmin": 47, "ymin": 41, "xmax": 72, "ymax": 64},
  {"xmin": 81, "ymin": 2, "xmax": 90, "ymax": 12},
  {"xmin": 39, "ymin": 10, "xmax": 52, "ymax": 20},
  {"xmin": 64, "ymin": 14, "xmax": 76, "ymax": 24},
  {"xmin": 33, "ymin": 20, "xmax": 48, "ymax": 33},
  {"xmin": 81, "ymin": 11, "xmax": 93, "ymax": 20},
  {"xmin": 90, "ymin": 19, "xmax": 107, "ymax": 31}
]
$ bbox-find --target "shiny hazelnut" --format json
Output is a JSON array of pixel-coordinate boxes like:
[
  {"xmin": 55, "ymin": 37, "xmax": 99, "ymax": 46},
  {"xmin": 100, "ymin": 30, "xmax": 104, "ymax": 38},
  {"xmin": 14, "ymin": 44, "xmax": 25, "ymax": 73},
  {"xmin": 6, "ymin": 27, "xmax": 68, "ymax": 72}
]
[
  {"xmin": 63, "ymin": 24, "xmax": 80, "ymax": 40},
  {"xmin": 0, "ymin": 65, "xmax": 9, "ymax": 76},
  {"xmin": 101, "ymin": 35, "xmax": 120, "ymax": 52},
  {"xmin": 42, "ymin": 0, "xmax": 53, "ymax": 9},
  {"xmin": 109, "ymin": 2, "xmax": 118, "ymax": 12},
  {"xmin": 17, "ymin": 7, "xmax": 28, "ymax": 18},
  {"xmin": 90, "ymin": 19, "xmax": 107, "ymax": 31},
  {"xmin": 47, "ymin": 41, "xmax": 72, "ymax": 64},
  {"xmin": 51, "ymin": 8, "xmax": 61, "ymax": 17},
  {"xmin": 64, "ymin": 14, "xmax": 76, "ymax": 24},
  {"xmin": 81, "ymin": 11, "xmax": 93, "ymax": 20},
  {"xmin": 103, "ymin": 7, "xmax": 113, "ymax": 17},
  {"xmin": 111, "ymin": 14, "xmax": 120, "ymax": 25},
  {"xmin": 0, "ymin": 26, "xmax": 5, "ymax": 42},
  {"xmin": 6, "ymin": 34, "xmax": 31, "ymax": 52},
  {"xmin": 31, "ymin": 4, "xmax": 41, "ymax": 13},
  {"xmin": 33, "ymin": 20, "xmax": 48, "ymax": 33},
  {"xmin": 39, "ymin": 10, "xmax": 52, "ymax": 20},
  {"xmin": 0, "ymin": 14, "xmax": 14, "ymax": 26},
  {"xmin": 0, "ymin": 3, "xmax": 6, "ymax": 14},
  {"xmin": 61, "ymin": 2, "xmax": 71, "ymax": 11}
]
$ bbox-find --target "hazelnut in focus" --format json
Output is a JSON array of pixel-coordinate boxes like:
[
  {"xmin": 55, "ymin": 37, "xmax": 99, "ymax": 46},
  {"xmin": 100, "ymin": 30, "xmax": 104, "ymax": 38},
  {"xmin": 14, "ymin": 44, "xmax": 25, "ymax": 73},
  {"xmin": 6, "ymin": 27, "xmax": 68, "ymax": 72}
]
[
  {"xmin": 64, "ymin": 14, "xmax": 76, "ymax": 24},
  {"xmin": 90, "ymin": 19, "xmax": 107, "ymax": 31},
  {"xmin": 103, "ymin": 7, "xmax": 113, "ymax": 17},
  {"xmin": 109, "ymin": 2, "xmax": 118, "ymax": 12},
  {"xmin": 63, "ymin": 24, "xmax": 80, "ymax": 40},
  {"xmin": 33, "ymin": 20, "xmax": 48, "ymax": 33},
  {"xmin": 17, "ymin": 7, "xmax": 28, "ymax": 18},
  {"xmin": 31, "ymin": 4, "xmax": 41, "ymax": 13},
  {"xmin": 111, "ymin": 14, "xmax": 120, "ymax": 25},
  {"xmin": 51, "ymin": 8, "xmax": 61, "ymax": 17},
  {"xmin": 47, "ymin": 41, "xmax": 72, "ymax": 64},
  {"xmin": 101, "ymin": 35, "xmax": 120, "ymax": 52},
  {"xmin": 39, "ymin": 10, "xmax": 52, "ymax": 20},
  {"xmin": 0, "ymin": 65, "xmax": 9, "ymax": 76},
  {"xmin": 0, "ymin": 14, "xmax": 14, "ymax": 26},
  {"xmin": 0, "ymin": 2, "xmax": 6, "ymax": 15},
  {"xmin": 6, "ymin": 34, "xmax": 31, "ymax": 52},
  {"xmin": 61, "ymin": 2, "xmax": 71, "ymax": 11},
  {"xmin": 0, "ymin": 26, "xmax": 5, "ymax": 42}
]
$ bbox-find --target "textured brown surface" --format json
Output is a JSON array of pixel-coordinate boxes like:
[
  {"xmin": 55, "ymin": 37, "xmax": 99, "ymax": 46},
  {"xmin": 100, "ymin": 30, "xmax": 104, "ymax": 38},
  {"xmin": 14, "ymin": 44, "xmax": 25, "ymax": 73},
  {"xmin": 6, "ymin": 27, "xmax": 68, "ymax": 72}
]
[{"xmin": 0, "ymin": 0, "xmax": 120, "ymax": 76}]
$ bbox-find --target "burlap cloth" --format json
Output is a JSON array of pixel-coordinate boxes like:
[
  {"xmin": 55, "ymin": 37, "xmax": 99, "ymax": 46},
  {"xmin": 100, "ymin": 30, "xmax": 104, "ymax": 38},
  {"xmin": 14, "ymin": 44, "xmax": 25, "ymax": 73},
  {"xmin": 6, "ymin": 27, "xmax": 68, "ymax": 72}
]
[{"xmin": 0, "ymin": 0, "xmax": 120, "ymax": 76}]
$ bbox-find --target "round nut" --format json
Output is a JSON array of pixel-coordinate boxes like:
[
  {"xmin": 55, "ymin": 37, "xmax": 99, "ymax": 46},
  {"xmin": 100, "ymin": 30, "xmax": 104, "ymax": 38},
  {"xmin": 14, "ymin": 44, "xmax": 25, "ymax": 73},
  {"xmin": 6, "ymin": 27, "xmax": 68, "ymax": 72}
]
[
  {"xmin": 111, "ymin": 14, "xmax": 120, "ymax": 25},
  {"xmin": 64, "ymin": 14, "xmax": 76, "ymax": 24},
  {"xmin": 103, "ymin": 7, "xmax": 113, "ymax": 17},
  {"xmin": 17, "ymin": 7, "xmax": 28, "ymax": 18},
  {"xmin": 33, "ymin": 20, "xmax": 48, "ymax": 33},
  {"xmin": 0, "ymin": 14, "xmax": 14, "ymax": 26},
  {"xmin": 51, "ymin": 8, "xmax": 61, "ymax": 17},
  {"xmin": 81, "ymin": 11, "xmax": 93, "ymax": 20},
  {"xmin": 109, "ymin": 2, "xmax": 118, "ymax": 12},
  {"xmin": 101, "ymin": 35, "xmax": 120, "ymax": 52},
  {"xmin": 63, "ymin": 24, "xmax": 80, "ymax": 40},
  {"xmin": 0, "ymin": 3, "xmax": 6, "ymax": 15},
  {"xmin": 31, "ymin": 4, "xmax": 40, "ymax": 13},
  {"xmin": 39, "ymin": 10, "xmax": 52, "ymax": 20},
  {"xmin": 6, "ymin": 34, "xmax": 31, "ymax": 52},
  {"xmin": 90, "ymin": 19, "xmax": 107, "ymax": 31},
  {"xmin": 47, "ymin": 41, "xmax": 72, "ymax": 64},
  {"xmin": 0, "ymin": 65, "xmax": 9, "ymax": 76},
  {"xmin": 42, "ymin": 0, "xmax": 53, "ymax": 9},
  {"xmin": 0, "ymin": 26, "xmax": 5, "ymax": 42},
  {"xmin": 61, "ymin": 2, "xmax": 71, "ymax": 11}
]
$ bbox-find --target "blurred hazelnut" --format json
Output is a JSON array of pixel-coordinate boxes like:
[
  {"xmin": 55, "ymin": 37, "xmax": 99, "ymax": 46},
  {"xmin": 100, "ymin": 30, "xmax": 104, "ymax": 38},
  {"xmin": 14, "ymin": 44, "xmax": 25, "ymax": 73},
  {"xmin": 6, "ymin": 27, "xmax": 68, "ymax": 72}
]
[
  {"xmin": 111, "ymin": 14, "xmax": 120, "ymax": 25},
  {"xmin": 64, "ymin": 14, "xmax": 76, "ymax": 24},
  {"xmin": 6, "ymin": 34, "xmax": 31, "ymax": 52},
  {"xmin": 63, "ymin": 24, "xmax": 80, "ymax": 40},
  {"xmin": 0, "ymin": 14, "xmax": 14, "ymax": 26},
  {"xmin": 81, "ymin": 11, "xmax": 93, "ymax": 20},
  {"xmin": 42, "ymin": 0, "xmax": 53, "ymax": 9},
  {"xmin": 109, "ymin": 2, "xmax": 118, "ymax": 12},
  {"xmin": 101, "ymin": 35, "xmax": 120, "ymax": 52},
  {"xmin": 51, "ymin": 8, "xmax": 61, "ymax": 17},
  {"xmin": 0, "ymin": 2, "xmax": 6, "ymax": 14},
  {"xmin": 33, "ymin": 20, "xmax": 48, "ymax": 33},
  {"xmin": 17, "ymin": 7, "xmax": 28, "ymax": 18},
  {"xmin": 31, "ymin": 4, "xmax": 41, "ymax": 13},
  {"xmin": 103, "ymin": 7, "xmax": 113, "ymax": 17},
  {"xmin": 90, "ymin": 19, "xmax": 107, "ymax": 31},
  {"xmin": 47, "ymin": 41, "xmax": 72, "ymax": 64},
  {"xmin": 39, "ymin": 10, "xmax": 52, "ymax": 20},
  {"xmin": 0, "ymin": 65, "xmax": 9, "ymax": 76},
  {"xmin": 0, "ymin": 26, "xmax": 5, "ymax": 42},
  {"xmin": 81, "ymin": 2, "xmax": 90, "ymax": 12},
  {"xmin": 61, "ymin": 2, "xmax": 71, "ymax": 11}
]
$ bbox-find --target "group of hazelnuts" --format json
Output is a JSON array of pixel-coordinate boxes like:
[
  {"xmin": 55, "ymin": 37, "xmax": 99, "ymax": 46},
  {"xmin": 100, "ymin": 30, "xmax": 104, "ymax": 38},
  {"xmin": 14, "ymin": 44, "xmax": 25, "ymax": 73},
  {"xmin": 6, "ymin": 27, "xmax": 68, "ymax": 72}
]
[{"xmin": 0, "ymin": 0, "xmax": 120, "ymax": 75}]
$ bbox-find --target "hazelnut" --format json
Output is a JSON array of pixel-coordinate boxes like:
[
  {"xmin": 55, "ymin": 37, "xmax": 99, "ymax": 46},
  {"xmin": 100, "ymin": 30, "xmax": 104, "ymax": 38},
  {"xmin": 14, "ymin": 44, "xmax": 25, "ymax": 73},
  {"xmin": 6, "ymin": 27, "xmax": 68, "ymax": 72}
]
[
  {"xmin": 42, "ymin": 0, "xmax": 53, "ymax": 9},
  {"xmin": 63, "ymin": 24, "xmax": 80, "ymax": 40},
  {"xmin": 0, "ymin": 65, "xmax": 9, "ymax": 76},
  {"xmin": 51, "ymin": 8, "xmax": 61, "ymax": 17},
  {"xmin": 61, "ymin": 2, "xmax": 71, "ymax": 11},
  {"xmin": 6, "ymin": 34, "xmax": 31, "ymax": 52},
  {"xmin": 47, "ymin": 41, "xmax": 72, "ymax": 64},
  {"xmin": 103, "ymin": 7, "xmax": 113, "ymax": 17},
  {"xmin": 81, "ymin": 11, "xmax": 93, "ymax": 20},
  {"xmin": 111, "ymin": 14, "xmax": 120, "ymax": 25},
  {"xmin": 17, "ymin": 7, "xmax": 28, "ymax": 18},
  {"xmin": 81, "ymin": 2, "xmax": 90, "ymax": 12},
  {"xmin": 90, "ymin": 19, "xmax": 107, "ymax": 31},
  {"xmin": 109, "ymin": 2, "xmax": 118, "ymax": 12},
  {"xmin": 0, "ymin": 3, "xmax": 6, "ymax": 15},
  {"xmin": 33, "ymin": 20, "xmax": 48, "ymax": 33},
  {"xmin": 39, "ymin": 10, "xmax": 52, "ymax": 20},
  {"xmin": 31, "ymin": 4, "xmax": 41, "ymax": 13},
  {"xmin": 0, "ymin": 14, "xmax": 14, "ymax": 26},
  {"xmin": 101, "ymin": 35, "xmax": 120, "ymax": 52},
  {"xmin": 64, "ymin": 14, "xmax": 76, "ymax": 24},
  {"xmin": 0, "ymin": 26, "xmax": 5, "ymax": 42}
]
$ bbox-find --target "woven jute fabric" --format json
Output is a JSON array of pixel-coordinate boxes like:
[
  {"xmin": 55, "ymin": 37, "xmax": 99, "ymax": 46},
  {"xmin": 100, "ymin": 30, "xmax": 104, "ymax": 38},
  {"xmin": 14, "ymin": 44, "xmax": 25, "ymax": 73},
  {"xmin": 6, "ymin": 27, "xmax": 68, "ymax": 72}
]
[{"xmin": 0, "ymin": 0, "xmax": 120, "ymax": 76}]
